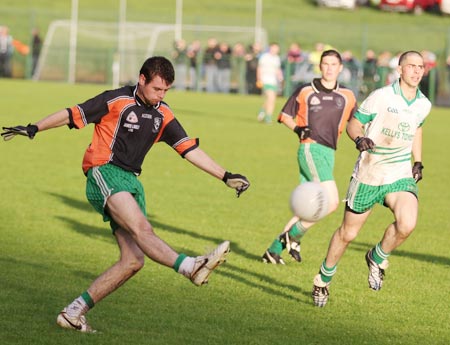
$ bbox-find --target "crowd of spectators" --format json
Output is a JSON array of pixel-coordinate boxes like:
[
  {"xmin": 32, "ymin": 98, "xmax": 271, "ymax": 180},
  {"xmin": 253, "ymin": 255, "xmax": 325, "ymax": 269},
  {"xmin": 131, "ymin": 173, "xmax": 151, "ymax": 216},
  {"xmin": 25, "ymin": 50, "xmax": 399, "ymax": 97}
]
[{"xmin": 170, "ymin": 38, "xmax": 445, "ymax": 101}]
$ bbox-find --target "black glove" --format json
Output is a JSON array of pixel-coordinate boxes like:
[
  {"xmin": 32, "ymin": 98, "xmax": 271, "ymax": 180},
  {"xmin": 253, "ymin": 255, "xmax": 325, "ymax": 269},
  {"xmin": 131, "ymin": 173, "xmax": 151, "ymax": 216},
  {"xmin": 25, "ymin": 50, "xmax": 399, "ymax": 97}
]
[
  {"xmin": 354, "ymin": 136, "xmax": 375, "ymax": 152},
  {"xmin": 1, "ymin": 124, "xmax": 39, "ymax": 141},
  {"xmin": 412, "ymin": 162, "xmax": 424, "ymax": 183},
  {"xmin": 293, "ymin": 126, "xmax": 311, "ymax": 140},
  {"xmin": 222, "ymin": 171, "xmax": 250, "ymax": 198}
]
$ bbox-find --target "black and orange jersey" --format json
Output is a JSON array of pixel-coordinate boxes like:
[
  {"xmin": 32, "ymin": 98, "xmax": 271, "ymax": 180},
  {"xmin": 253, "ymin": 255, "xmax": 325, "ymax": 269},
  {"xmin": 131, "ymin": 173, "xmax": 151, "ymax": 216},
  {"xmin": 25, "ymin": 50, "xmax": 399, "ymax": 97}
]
[
  {"xmin": 278, "ymin": 78, "xmax": 357, "ymax": 150},
  {"xmin": 68, "ymin": 85, "xmax": 198, "ymax": 175}
]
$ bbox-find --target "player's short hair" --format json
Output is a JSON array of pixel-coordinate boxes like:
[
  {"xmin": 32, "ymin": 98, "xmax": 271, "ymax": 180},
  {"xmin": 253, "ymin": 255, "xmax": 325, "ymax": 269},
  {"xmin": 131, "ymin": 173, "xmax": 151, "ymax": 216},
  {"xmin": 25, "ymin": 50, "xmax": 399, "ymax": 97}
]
[
  {"xmin": 320, "ymin": 49, "xmax": 342, "ymax": 64},
  {"xmin": 140, "ymin": 56, "xmax": 175, "ymax": 85},
  {"xmin": 398, "ymin": 51, "xmax": 423, "ymax": 66}
]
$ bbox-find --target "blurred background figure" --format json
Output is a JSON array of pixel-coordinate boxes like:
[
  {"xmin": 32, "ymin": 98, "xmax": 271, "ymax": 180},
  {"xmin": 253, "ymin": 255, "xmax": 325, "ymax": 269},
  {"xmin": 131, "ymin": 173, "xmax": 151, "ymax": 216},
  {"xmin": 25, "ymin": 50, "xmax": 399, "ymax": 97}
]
[
  {"xmin": 361, "ymin": 49, "xmax": 378, "ymax": 97},
  {"xmin": 31, "ymin": 28, "xmax": 42, "ymax": 77},
  {"xmin": 420, "ymin": 49, "xmax": 437, "ymax": 98},
  {"xmin": 216, "ymin": 41, "xmax": 232, "ymax": 93},
  {"xmin": 203, "ymin": 37, "xmax": 220, "ymax": 93},
  {"xmin": 340, "ymin": 49, "xmax": 361, "ymax": 97},
  {"xmin": 245, "ymin": 42, "xmax": 262, "ymax": 95},
  {"xmin": 0, "ymin": 25, "xmax": 14, "ymax": 78},
  {"xmin": 256, "ymin": 42, "xmax": 283, "ymax": 124},
  {"xmin": 187, "ymin": 39, "xmax": 201, "ymax": 91},
  {"xmin": 172, "ymin": 39, "xmax": 188, "ymax": 90}
]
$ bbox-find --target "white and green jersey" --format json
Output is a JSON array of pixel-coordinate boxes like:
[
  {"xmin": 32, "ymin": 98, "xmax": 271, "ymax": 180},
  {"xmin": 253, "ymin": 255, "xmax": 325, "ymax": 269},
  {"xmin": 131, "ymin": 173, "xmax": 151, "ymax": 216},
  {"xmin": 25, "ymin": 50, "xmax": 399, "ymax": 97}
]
[{"xmin": 352, "ymin": 80, "xmax": 432, "ymax": 186}]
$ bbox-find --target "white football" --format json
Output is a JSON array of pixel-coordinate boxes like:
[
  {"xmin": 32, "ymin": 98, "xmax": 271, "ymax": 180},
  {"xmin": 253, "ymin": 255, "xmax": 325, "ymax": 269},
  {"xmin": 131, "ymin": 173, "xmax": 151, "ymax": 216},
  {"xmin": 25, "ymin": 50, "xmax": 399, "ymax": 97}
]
[{"xmin": 290, "ymin": 182, "xmax": 329, "ymax": 222}]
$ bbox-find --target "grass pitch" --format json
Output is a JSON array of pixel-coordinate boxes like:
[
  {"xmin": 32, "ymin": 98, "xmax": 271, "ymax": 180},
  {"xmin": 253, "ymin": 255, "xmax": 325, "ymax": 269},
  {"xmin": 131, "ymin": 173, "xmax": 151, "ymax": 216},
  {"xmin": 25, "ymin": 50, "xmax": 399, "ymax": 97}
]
[{"xmin": 0, "ymin": 79, "xmax": 449, "ymax": 345}]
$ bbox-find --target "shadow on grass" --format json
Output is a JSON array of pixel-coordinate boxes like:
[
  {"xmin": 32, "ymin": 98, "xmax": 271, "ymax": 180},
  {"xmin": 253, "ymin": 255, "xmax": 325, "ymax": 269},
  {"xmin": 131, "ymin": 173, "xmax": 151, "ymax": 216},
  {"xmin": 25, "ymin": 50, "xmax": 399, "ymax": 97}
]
[
  {"xmin": 46, "ymin": 192, "xmax": 330, "ymax": 303},
  {"xmin": 350, "ymin": 241, "xmax": 450, "ymax": 266}
]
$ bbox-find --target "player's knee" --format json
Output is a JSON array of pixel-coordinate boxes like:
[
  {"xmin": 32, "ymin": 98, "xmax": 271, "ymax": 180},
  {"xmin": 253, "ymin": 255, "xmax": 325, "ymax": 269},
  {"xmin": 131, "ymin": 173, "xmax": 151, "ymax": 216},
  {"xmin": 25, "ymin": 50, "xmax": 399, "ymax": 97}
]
[
  {"xmin": 338, "ymin": 225, "xmax": 359, "ymax": 243},
  {"xmin": 124, "ymin": 254, "xmax": 145, "ymax": 274},
  {"xmin": 396, "ymin": 219, "xmax": 416, "ymax": 238}
]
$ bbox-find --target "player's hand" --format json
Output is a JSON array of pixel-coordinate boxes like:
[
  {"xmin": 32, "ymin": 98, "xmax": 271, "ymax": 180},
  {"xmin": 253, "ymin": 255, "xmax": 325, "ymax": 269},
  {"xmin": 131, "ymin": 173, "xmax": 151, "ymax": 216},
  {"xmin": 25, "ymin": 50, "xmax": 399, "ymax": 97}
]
[
  {"xmin": 1, "ymin": 124, "xmax": 38, "ymax": 141},
  {"xmin": 294, "ymin": 126, "xmax": 311, "ymax": 140},
  {"xmin": 222, "ymin": 171, "xmax": 250, "ymax": 198},
  {"xmin": 354, "ymin": 136, "xmax": 375, "ymax": 152},
  {"xmin": 412, "ymin": 162, "xmax": 424, "ymax": 183}
]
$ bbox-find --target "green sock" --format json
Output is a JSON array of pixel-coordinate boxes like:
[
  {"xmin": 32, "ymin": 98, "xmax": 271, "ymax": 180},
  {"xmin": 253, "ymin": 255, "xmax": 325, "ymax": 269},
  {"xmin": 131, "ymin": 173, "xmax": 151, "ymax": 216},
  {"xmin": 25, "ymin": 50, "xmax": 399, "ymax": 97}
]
[
  {"xmin": 81, "ymin": 291, "xmax": 95, "ymax": 308},
  {"xmin": 288, "ymin": 221, "xmax": 307, "ymax": 242},
  {"xmin": 173, "ymin": 253, "xmax": 187, "ymax": 272},
  {"xmin": 319, "ymin": 259, "xmax": 337, "ymax": 283},
  {"xmin": 371, "ymin": 242, "xmax": 390, "ymax": 265},
  {"xmin": 268, "ymin": 239, "xmax": 283, "ymax": 255}
]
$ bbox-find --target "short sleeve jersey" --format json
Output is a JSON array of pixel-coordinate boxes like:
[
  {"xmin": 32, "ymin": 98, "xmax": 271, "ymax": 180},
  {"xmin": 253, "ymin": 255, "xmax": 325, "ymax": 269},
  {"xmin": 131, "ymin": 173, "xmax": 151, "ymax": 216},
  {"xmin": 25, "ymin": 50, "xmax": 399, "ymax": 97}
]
[
  {"xmin": 352, "ymin": 79, "xmax": 432, "ymax": 185},
  {"xmin": 68, "ymin": 85, "xmax": 198, "ymax": 175},
  {"xmin": 279, "ymin": 79, "xmax": 357, "ymax": 150},
  {"xmin": 258, "ymin": 52, "xmax": 281, "ymax": 86}
]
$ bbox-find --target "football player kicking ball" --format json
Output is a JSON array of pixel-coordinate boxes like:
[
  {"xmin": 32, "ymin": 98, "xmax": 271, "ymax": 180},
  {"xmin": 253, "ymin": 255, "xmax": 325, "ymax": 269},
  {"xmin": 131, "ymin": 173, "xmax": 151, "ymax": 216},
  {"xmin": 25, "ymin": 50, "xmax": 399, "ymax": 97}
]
[
  {"xmin": 312, "ymin": 50, "xmax": 431, "ymax": 307},
  {"xmin": 2, "ymin": 56, "xmax": 250, "ymax": 332}
]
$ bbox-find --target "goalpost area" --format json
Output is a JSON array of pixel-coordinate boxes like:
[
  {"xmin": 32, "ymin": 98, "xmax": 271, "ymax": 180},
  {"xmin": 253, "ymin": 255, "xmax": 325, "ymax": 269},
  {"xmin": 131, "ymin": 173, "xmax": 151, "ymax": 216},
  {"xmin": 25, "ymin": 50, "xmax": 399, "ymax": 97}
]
[{"xmin": 34, "ymin": 19, "xmax": 267, "ymax": 87}]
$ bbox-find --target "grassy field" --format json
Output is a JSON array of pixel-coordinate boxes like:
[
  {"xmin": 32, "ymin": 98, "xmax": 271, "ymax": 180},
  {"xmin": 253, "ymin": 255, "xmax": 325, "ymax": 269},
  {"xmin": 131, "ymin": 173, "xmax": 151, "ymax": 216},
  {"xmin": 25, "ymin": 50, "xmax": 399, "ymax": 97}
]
[{"xmin": 0, "ymin": 79, "xmax": 449, "ymax": 345}]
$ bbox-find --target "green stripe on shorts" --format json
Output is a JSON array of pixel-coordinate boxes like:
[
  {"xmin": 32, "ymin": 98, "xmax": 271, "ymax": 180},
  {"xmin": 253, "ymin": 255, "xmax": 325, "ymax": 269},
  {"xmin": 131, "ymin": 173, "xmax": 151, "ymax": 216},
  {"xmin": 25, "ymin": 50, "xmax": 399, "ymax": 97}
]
[
  {"xmin": 86, "ymin": 164, "xmax": 146, "ymax": 231},
  {"xmin": 297, "ymin": 143, "xmax": 335, "ymax": 183},
  {"xmin": 346, "ymin": 177, "xmax": 418, "ymax": 213}
]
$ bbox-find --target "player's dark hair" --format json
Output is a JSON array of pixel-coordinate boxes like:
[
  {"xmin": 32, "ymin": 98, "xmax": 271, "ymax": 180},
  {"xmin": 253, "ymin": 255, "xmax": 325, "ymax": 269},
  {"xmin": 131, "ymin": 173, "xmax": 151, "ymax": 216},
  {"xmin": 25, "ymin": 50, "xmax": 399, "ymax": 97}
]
[
  {"xmin": 320, "ymin": 49, "xmax": 342, "ymax": 64},
  {"xmin": 398, "ymin": 50, "xmax": 423, "ymax": 65},
  {"xmin": 140, "ymin": 56, "xmax": 175, "ymax": 85}
]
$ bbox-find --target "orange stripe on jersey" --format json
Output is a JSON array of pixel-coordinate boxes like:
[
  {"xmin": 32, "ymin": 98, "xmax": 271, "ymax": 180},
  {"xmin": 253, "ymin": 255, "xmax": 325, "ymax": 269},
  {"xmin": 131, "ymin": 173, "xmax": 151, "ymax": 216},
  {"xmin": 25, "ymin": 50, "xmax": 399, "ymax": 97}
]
[
  {"xmin": 335, "ymin": 88, "xmax": 356, "ymax": 137},
  {"xmin": 295, "ymin": 88, "xmax": 315, "ymax": 127},
  {"xmin": 174, "ymin": 138, "xmax": 198, "ymax": 156},
  {"xmin": 154, "ymin": 103, "xmax": 175, "ymax": 143},
  {"xmin": 75, "ymin": 97, "xmax": 135, "ymax": 174}
]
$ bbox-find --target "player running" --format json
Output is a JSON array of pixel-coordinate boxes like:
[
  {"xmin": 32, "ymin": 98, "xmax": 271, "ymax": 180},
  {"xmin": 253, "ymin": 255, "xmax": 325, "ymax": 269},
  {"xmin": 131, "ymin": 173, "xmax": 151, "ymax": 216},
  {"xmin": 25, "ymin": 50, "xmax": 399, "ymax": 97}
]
[
  {"xmin": 261, "ymin": 49, "xmax": 357, "ymax": 265},
  {"xmin": 312, "ymin": 50, "xmax": 431, "ymax": 307},
  {"xmin": 2, "ymin": 56, "xmax": 250, "ymax": 332}
]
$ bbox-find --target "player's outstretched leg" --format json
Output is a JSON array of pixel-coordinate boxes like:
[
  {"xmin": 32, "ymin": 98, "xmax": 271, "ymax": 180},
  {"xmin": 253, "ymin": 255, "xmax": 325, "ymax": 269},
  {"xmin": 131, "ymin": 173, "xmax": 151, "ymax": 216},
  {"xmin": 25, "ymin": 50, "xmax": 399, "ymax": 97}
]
[{"xmin": 190, "ymin": 240, "xmax": 230, "ymax": 286}]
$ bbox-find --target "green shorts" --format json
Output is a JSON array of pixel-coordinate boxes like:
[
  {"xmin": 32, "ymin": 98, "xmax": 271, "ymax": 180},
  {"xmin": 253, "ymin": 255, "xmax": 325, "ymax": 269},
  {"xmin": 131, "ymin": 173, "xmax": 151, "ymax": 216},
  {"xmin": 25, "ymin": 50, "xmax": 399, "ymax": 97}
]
[
  {"xmin": 345, "ymin": 177, "xmax": 418, "ymax": 213},
  {"xmin": 86, "ymin": 164, "xmax": 146, "ymax": 231},
  {"xmin": 297, "ymin": 143, "xmax": 335, "ymax": 183},
  {"xmin": 263, "ymin": 84, "xmax": 278, "ymax": 92}
]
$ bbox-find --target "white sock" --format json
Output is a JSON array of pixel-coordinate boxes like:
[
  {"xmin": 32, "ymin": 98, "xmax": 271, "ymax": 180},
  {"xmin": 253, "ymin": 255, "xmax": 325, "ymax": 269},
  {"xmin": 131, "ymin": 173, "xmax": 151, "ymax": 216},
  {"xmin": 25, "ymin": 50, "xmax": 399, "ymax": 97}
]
[
  {"xmin": 66, "ymin": 297, "xmax": 89, "ymax": 318},
  {"xmin": 178, "ymin": 256, "xmax": 196, "ymax": 278}
]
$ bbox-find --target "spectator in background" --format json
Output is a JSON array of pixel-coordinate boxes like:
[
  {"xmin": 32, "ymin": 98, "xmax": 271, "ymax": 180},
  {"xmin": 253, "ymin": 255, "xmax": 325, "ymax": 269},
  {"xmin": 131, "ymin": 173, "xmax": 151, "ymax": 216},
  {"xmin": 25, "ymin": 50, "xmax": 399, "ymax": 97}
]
[
  {"xmin": 0, "ymin": 26, "xmax": 14, "ymax": 78},
  {"xmin": 203, "ymin": 37, "xmax": 220, "ymax": 93},
  {"xmin": 172, "ymin": 39, "xmax": 188, "ymax": 90},
  {"xmin": 340, "ymin": 50, "xmax": 361, "ymax": 97},
  {"xmin": 387, "ymin": 51, "xmax": 402, "ymax": 84},
  {"xmin": 187, "ymin": 39, "xmax": 201, "ymax": 91},
  {"xmin": 284, "ymin": 42, "xmax": 306, "ymax": 79},
  {"xmin": 375, "ymin": 51, "xmax": 392, "ymax": 87},
  {"xmin": 420, "ymin": 49, "xmax": 437, "ymax": 98},
  {"xmin": 232, "ymin": 42, "xmax": 247, "ymax": 94},
  {"xmin": 216, "ymin": 42, "xmax": 232, "ymax": 93},
  {"xmin": 447, "ymin": 54, "xmax": 450, "ymax": 85},
  {"xmin": 361, "ymin": 49, "xmax": 378, "ymax": 97},
  {"xmin": 245, "ymin": 42, "xmax": 262, "ymax": 95},
  {"xmin": 31, "ymin": 28, "xmax": 42, "ymax": 77},
  {"xmin": 256, "ymin": 42, "xmax": 283, "ymax": 124}
]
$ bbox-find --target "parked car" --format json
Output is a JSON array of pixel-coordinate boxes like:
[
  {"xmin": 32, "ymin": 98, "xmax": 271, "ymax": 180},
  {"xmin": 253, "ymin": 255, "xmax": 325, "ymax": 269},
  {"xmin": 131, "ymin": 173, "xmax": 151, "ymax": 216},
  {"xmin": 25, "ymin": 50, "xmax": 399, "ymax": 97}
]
[
  {"xmin": 379, "ymin": 0, "xmax": 438, "ymax": 14},
  {"xmin": 439, "ymin": 0, "xmax": 450, "ymax": 14},
  {"xmin": 317, "ymin": 0, "xmax": 357, "ymax": 9}
]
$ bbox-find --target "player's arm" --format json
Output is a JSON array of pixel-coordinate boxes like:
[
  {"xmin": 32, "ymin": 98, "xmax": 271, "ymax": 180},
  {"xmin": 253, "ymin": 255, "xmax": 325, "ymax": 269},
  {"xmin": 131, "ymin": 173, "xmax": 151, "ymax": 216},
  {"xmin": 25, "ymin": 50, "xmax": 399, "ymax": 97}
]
[
  {"xmin": 347, "ymin": 117, "xmax": 375, "ymax": 152},
  {"xmin": 412, "ymin": 126, "xmax": 424, "ymax": 182},
  {"xmin": 184, "ymin": 148, "xmax": 250, "ymax": 197},
  {"xmin": 2, "ymin": 109, "xmax": 70, "ymax": 141},
  {"xmin": 279, "ymin": 113, "xmax": 311, "ymax": 140}
]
